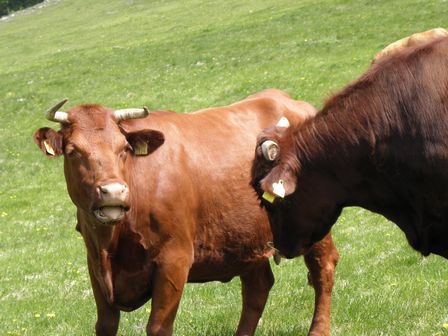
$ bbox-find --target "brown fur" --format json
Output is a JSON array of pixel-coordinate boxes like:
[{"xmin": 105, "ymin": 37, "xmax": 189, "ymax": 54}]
[
  {"xmin": 34, "ymin": 89, "xmax": 339, "ymax": 336},
  {"xmin": 252, "ymin": 37, "xmax": 448, "ymax": 260}
]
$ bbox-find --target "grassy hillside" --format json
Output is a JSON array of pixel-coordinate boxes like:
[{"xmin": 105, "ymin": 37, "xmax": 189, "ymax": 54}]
[{"xmin": 1, "ymin": 0, "xmax": 448, "ymax": 335}]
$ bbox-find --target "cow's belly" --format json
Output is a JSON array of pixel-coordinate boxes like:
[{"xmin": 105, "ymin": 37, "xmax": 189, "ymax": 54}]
[
  {"xmin": 188, "ymin": 244, "xmax": 270, "ymax": 283},
  {"xmin": 112, "ymin": 266, "xmax": 153, "ymax": 311},
  {"xmin": 188, "ymin": 259, "xmax": 268, "ymax": 283}
]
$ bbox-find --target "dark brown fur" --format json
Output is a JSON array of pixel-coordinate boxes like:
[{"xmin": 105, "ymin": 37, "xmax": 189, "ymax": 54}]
[
  {"xmin": 34, "ymin": 89, "xmax": 339, "ymax": 336},
  {"xmin": 252, "ymin": 37, "xmax": 448, "ymax": 259}
]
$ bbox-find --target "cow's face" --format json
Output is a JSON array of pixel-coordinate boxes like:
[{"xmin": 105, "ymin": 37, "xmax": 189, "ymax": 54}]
[
  {"xmin": 34, "ymin": 100, "xmax": 164, "ymax": 225},
  {"xmin": 251, "ymin": 121, "xmax": 342, "ymax": 258}
]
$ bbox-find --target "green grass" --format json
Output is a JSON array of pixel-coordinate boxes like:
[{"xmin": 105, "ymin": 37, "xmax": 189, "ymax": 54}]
[{"xmin": 1, "ymin": 0, "xmax": 448, "ymax": 335}]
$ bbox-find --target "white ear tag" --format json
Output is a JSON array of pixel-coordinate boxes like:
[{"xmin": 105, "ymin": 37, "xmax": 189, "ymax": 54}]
[
  {"xmin": 272, "ymin": 180, "xmax": 286, "ymax": 198},
  {"xmin": 43, "ymin": 140, "xmax": 55, "ymax": 156},
  {"xmin": 134, "ymin": 140, "xmax": 148, "ymax": 156}
]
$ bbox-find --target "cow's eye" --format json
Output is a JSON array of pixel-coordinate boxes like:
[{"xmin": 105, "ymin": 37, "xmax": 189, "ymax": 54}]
[
  {"xmin": 120, "ymin": 144, "xmax": 133, "ymax": 159},
  {"xmin": 65, "ymin": 144, "xmax": 81, "ymax": 158},
  {"xmin": 124, "ymin": 143, "xmax": 133, "ymax": 152}
]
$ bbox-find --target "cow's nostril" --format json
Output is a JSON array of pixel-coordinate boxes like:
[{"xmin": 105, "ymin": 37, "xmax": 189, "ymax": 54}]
[
  {"xmin": 99, "ymin": 186, "xmax": 109, "ymax": 194},
  {"xmin": 97, "ymin": 183, "xmax": 128, "ymax": 202}
]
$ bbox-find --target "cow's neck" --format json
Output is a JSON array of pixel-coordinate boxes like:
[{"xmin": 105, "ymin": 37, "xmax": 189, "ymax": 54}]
[
  {"xmin": 295, "ymin": 109, "xmax": 378, "ymax": 206},
  {"xmin": 295, "ymin": 107, "xmax": 437, "ymax": 255}
]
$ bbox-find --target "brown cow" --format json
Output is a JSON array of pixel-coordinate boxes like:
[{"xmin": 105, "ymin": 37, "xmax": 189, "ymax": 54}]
[
  {"xmin": 251, "ymin": 37, "xmax": 448, "ymax": 261},
  {"xmin": 34, "ymin": 89, "xmax": 339, "ymax": 336}
]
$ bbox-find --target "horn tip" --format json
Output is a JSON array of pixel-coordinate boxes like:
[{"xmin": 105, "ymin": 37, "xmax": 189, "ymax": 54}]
[
  {"xmin": 45, "ymin": 98, "xmax": 69, "ymax": 123},
  {"xmin": 276, "ymin": 117, "xmax": 290, "ymax": 128}
]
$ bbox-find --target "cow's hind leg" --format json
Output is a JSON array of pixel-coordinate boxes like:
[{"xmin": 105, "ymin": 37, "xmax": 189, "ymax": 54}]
[
  {"xmin": 236, "ymin": 260, "xmax": 274, "ymax": 336},
  {"xmin": 304, "ymin": 233, "xmax": 339, "ymax": 336}
]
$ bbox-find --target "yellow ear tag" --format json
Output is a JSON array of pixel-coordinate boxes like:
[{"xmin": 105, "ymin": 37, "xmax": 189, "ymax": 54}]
[
  {"xmin": 272, "ymin": 180, "xmax": 286, "ymax": 198},
  {"xmin": 134, "ymin": 140, "xmax": 148, "ymax": 156},
  {"xmin": 262, "ymin": 191, "xmax": 276, "ymax": 203},
  {"xmin": 43, "ymin": 140, "xmax": 55, "ymax": 156}
]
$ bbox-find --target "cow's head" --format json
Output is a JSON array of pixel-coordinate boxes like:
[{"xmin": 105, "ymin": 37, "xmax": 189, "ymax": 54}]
[
  {"xmin": 251, "ymin": 117, "xmax": 297, "ymax": 203},
  {"xmin": 250, "ymin": 118, "xmax": 304, "ymax": 257},
  {"xmin": 251, "ymin": 118, "xmax": 343, "ymax": 258},
  {"xmin": 34, "ymin": 99, "xmax": 165, "ymax": 225}
]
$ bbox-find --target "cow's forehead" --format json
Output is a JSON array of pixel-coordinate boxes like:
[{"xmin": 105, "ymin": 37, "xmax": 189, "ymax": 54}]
[
  {"xmin": 67, "ymin": 104, "xmax": 114, "ymax": 127},
  {"xmin": 63, "ymin": 105, "xmax": 124, "ymax": 144}
]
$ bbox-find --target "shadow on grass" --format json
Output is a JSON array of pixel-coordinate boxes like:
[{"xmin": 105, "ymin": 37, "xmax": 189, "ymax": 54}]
[
  {"xmin": 192, "ymin": 324, "xmax": 309, "ymax": 336},
  {"xmin": 274, "ymin": 329, "xmax": 310, "ymax": 336}
]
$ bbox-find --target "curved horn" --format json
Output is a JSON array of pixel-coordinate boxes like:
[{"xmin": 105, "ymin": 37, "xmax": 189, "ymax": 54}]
[
  {"xmin": 114, "ymin": 106, "xmax": 149, "ymax": 121},
  {"xmin": 45, "ymin": 99, "xmax": 69, "ymax": 123},
  {"xmin": 261, "ymin": 140, "xmax": 280, "ymax": 161},
  {"xmin": 276, "ymin": 117, "xmax": 290, "ymax": 128}
]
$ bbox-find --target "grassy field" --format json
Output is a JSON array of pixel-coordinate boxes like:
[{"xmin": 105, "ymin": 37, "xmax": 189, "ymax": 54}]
[{"xmin": 1, "ymin": 0, "xmax": 448, "ymax": 335}]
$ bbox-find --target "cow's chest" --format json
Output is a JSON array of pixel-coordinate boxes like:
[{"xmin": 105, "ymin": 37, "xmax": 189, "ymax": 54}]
[
  {"xmin": 110, "ymin": 262, "xmax": 153, "ymax": 311},
  {"xmin": 107, "ymin": 234, "xmax": 156, "ymax": 311}
]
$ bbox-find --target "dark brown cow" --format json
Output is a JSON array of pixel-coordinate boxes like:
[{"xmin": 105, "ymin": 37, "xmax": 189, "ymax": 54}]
[
  {"xmin": 34, "ymin": 89, "xmax": 339, "ymax": 336},
  {"xmin": 251, "ymin": 37, "xmax": 448, "ymax": 261}
]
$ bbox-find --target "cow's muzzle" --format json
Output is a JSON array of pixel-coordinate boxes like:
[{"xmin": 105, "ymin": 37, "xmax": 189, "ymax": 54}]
[
  {"xmin": 93, "ymin": 182, "xmax": 130, "ymax": 224},
  {"xmin": 93, "ymin": 207, "xmax": 127, "ymax": 224}
]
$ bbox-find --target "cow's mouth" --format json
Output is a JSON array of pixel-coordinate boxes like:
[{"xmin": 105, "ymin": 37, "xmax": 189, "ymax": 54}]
[{"xmin": 93, "ymin": 206, "xmax": 126, "ymax": 224}]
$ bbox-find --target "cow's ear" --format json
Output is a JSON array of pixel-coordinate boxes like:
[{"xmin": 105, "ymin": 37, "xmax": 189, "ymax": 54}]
[
  {"xmin": 260, "ymin": 164, "xmax": 297, "ymax": 198},
  {"xmin": 33, "ymin": 127, "xmax": 64, "ymax": 157},
  {"xmin": 126, "ymin": 129, "xmax": 165, "ymax": 156}
]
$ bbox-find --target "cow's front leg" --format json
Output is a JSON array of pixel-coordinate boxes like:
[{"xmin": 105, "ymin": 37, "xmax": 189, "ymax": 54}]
[
  {"xmin": 236, "ymin": 260, "xmax": 274, "ymax": 336},
  {"xmin": 304, "ymin": 233, "xmax": 339, "ymax": 336},
  {"xmin": 146, "ymin": 247, "xmax": 192, "ymax": 336},
  {"xmin": 87, "ymin": 257, "xmax": 120, "ymax": 336}
]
